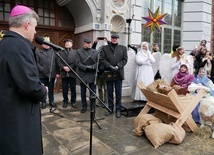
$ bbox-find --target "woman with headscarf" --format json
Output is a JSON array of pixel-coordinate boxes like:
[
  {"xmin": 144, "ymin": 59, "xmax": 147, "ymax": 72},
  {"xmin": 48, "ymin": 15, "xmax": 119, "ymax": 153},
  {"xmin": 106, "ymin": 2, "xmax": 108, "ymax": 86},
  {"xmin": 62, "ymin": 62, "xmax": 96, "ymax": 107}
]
[
  {"xmin": 131, "ymin": 42, "xmax": 155, "ymax": 101},
  {"xmin": 191, "ymin": 67, "xmax": 214, "ymax": 122},
  {"xmin": 171, "ymin": 47, "xmax": 193, "ymax": 78},
  {"xmin": 199, "ymin": 51, "xmax": 214, "ymax": 83},
  {"xmin": 193, "ymin": 67, "xmax": 214, "ymax": 96},
  {"xmin": 171, "ymin": 64, "xmax": 194, "ymax": 91}
]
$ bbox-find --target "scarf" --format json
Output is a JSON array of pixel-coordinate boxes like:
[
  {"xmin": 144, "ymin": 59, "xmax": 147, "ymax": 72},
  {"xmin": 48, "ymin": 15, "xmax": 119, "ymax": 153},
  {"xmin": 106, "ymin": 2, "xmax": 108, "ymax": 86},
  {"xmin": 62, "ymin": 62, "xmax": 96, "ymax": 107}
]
[
  {"xmin": 173, "ymin": 65, "xmax": 194, "ymax": 88},
  {"xmin": 193, "ymin": 68, "xmax": 210, "ymax": 86},
  {"xmin": 193, "ymin": 67, "xmax": 214, "ymax": 96}
]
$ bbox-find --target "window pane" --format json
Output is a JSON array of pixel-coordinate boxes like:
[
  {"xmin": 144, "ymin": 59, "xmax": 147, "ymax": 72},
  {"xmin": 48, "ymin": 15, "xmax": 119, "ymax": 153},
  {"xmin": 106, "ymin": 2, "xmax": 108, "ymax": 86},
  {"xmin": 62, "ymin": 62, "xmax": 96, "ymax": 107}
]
[
  {"xmin": 39, "ymin": 17, "xmax": 43, "ymax": 25},
  {"xmin": 50, "ymin": 2, "xmax": 54, "ymax": 9},
  {"xmin": 50, "ymin": 10, "xmax": 55, "ymax": 18},
  {"xmin": 154, "ymin": 0, "xmax": 162, "ymax": 13},
  {"xmin": 22, "ymin": 0, "xmax": 27, "ymax": 4},
  {"xmin": 16, "ymin": 0, "xmax": 21, "ymax": 3},
  {"xmin": 58, "ymin": 7, "xmax": 74, "ymax": 28},
  {"xmin": 142, "ymin": 0, "xmax": 150, "ymax": 18},
  {"xmin": 44, "ymin": 9, "xmax": 49, "ymax": 17},
  {"xmin": 50, "ymin": 18, "xmax": 55, "ymax": 26},
  {"xmin": 164, "ymin": 0, "xmax": 172, "ymax": 25},
  {"xmin": 174, "ymin": 0, "xmax": 182, "ymax": 27},
  {"xmin": 0, "ymin": 3, "xmax": 3, "ymax": 11},
  {"xmin": 44, "ymin": 17, "xmax": 49, "ymax": 25},
  {"xmin": 0, "ymin": 12, "xmax": 3, "ymax": 20},
  {"xmin": 154, "ymin": 30, "xmax": 161, "ymax": 50},
  {"xmin": 142, "ymin": 26, "xmax": 150, "ymax": 42},
  {"xmin": 164, "ymin": 28, "xmax": 172, "ymax": 53},
  {"xmin": 58, "ymin": 20, "xmax": 63, "ymax": 27},
  {"xmin": 44, "ymin": 1, "xmax": 49, "ymax": 9},
  {"xmin": 4, "ymin": 3, "xmax": 10, "ymax": 11},
  {"xmin": 174, "ymin": 30, "xmax": 181, "ymax": 45},
  {"xmin": 38, "ymin": 0, "xmax": 43, "ymax": 8},
  {"xmin": 38, "ymin": 8, "xmax": 43, "ymax": 16},
  {"xmin": 28, "ymin": 0, "xmax": 34, "ymax": 6},
  {"xmin": 4, "ymin": 12, "xmax": 9, "ymax": 20}
]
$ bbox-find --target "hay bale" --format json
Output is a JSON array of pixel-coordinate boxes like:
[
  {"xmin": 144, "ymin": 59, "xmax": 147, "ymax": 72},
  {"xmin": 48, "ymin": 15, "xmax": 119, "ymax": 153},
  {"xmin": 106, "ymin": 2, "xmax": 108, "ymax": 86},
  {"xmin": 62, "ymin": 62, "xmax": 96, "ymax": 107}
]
[{"xmin": 195, "ymin": 126, "xmax": 212, "ymax": 139}]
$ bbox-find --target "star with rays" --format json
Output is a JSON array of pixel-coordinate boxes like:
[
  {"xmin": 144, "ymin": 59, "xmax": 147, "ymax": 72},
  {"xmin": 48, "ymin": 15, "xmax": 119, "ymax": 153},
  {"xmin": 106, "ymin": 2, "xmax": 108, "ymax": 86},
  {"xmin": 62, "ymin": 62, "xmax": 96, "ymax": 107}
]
[{"xmin": 142, "ymin": 7, "xmax": 167, "ymax": 33}]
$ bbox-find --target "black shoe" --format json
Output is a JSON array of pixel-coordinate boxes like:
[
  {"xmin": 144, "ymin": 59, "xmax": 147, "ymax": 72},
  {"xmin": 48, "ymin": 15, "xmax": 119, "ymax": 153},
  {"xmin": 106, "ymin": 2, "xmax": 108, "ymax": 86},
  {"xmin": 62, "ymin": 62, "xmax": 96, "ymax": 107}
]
[
  {"xmin": 116, "ymin": 111, "xmax": 121, "ymax": 118},
  {"xmin": 49, "ymin": 102, "xmax": 56, "ymax": 107},
  {"xmin": 42, "ymin": 102, "xmax": 46, "ymax": 109},
  {"xmin": 105, "ymin": 111, "xmax": 113, "ymax": 116},
  {"xmin": 71, "ymin": 103, "xmax": 77, "ymax": 108},
  {"xmin": 81, "ymin": 107, "xmax": 87, "ymax": 113},
  {"xmin": 62, "ymin": 102, "xmax": 68, "ymax": 108}
]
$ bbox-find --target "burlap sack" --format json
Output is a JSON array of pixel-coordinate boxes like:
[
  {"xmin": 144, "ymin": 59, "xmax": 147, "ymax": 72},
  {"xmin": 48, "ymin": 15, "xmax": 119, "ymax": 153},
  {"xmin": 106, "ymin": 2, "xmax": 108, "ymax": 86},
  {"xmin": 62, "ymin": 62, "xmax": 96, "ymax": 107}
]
[
  {"xmin": 133, "ymin": 114, "xmax": 162, "ymax": 136},
  {"xmin": 152, "ymin": 110, "xmax": 191, "ymax": 132},
  {"xmin": 144, "ymin": 123, "xmax": 174, "ymax": 148},
  {"xmin": 168, "ymin": 122, "xmax": 186, "ymax": 144}
]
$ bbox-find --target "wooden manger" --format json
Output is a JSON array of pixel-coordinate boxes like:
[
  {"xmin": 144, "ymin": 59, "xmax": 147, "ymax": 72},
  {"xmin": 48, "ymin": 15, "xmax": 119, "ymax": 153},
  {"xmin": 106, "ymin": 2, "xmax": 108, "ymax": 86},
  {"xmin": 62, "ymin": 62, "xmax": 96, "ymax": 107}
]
[{"xmin": 137, "ymin": 82, "xmax": 205, "ymax": 132}]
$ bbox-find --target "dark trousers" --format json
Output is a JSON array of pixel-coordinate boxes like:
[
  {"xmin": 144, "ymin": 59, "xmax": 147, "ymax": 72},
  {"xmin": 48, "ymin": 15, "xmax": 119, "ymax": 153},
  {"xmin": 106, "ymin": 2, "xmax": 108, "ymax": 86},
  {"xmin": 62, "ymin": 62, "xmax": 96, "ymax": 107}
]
[
  {"xmin": 107, "ymin": 80, "xmax": 122, "ymax": 112},
  {"xmin": 80, "ymin": 82, "xmax": 96, "ymax": 108},
  {"xmin": 97, "ymin": 76, "xmax": 107, "ymax": 102},
  {"xmin": 40, "ymin": 78, "xmax": 55, "ymax": 103},
  {"xmin": 62, "ymin": 77, "xmax": 76, "ymax": 103}
]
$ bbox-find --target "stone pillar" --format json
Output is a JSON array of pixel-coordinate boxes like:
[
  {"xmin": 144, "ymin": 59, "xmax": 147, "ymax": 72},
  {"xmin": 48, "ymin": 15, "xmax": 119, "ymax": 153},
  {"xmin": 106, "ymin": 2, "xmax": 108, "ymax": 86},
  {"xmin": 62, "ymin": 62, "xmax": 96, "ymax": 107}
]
[
  {"xmin": 182, "ymin": 0, "xmax": 212, "ymax": 53},
  {"xmin": 129, "ymin": 0, "xmax": 142, "ymax": 45}
]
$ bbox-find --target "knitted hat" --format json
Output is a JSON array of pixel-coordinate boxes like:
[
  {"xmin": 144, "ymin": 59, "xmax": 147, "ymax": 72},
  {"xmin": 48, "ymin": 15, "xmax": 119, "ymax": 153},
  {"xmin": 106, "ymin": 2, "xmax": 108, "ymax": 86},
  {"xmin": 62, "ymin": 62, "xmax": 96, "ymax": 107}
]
[{"xmin": 10, "ymin": 5, "xmax": 31, "ymax": 17}]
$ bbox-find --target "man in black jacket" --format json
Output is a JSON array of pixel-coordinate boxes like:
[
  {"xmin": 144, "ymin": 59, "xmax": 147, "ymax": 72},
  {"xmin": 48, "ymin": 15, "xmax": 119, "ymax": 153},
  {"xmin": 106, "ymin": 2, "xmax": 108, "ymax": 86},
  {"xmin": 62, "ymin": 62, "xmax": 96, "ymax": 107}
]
[
  {"xmin": 57, "ymin": 39, "xmax": 77, "ymax": 108},
  {"xmin": 76, "ymin": 38, "xmax": 98, "ymax": 113},
  {"xmin": 100, "ymin": 34, "xmax": 128, "ymax": 118},
  {"xmin": 0, "ymin": 5, "xmax": 47, "ymax": 155},
  {"xmin": 36, "ymin": 36, "xmax": 59, "ymax": 109}
]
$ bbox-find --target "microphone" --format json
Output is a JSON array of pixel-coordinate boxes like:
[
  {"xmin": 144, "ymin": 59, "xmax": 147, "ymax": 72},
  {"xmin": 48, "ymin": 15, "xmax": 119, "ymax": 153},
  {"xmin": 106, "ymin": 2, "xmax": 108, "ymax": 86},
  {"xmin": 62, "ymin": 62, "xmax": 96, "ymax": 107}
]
[{"xmin": 35, "ymin": 36, "xmax": 65, "ymax": 51}]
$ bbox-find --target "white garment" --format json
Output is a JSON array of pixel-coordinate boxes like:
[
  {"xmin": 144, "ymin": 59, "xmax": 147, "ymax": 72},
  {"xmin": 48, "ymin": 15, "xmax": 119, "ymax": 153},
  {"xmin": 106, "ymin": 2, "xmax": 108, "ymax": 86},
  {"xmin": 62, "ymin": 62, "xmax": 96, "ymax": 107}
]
[
  {"xmin": 132, "ymin": 49, "xmax": 155, "ymax": 101},
  {"xmin": 171, "ymin": 54, "xmax": 192, "ymax": 77}
]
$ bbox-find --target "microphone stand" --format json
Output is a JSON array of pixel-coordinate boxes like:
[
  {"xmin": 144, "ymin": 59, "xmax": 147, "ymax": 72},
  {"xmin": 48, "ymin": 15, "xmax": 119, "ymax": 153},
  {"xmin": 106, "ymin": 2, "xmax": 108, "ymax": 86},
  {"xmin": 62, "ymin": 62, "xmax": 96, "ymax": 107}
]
[
  {"xmin": 55, "ymin": 50, "xmax": 111, "ymax": 155},
  {"xmin": 77, "ymin": 47, "xmax": 105, "ymax": 130},
  {"xmin": 49, "ymin": 49, "xmax": 63, "ymax": 118},
  {"xmin": 126, "ymin": 15, "xmax": 134, "ymax": 48}
]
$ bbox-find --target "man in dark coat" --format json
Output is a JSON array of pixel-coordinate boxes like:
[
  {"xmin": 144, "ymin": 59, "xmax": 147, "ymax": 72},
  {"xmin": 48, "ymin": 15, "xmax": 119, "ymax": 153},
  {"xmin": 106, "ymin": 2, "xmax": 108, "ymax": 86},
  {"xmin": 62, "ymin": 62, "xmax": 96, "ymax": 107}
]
[
  {"xmin": 76, "ymin": 38, "xmax": 98, "ymax": 113},
  {"xmin": 57, "ymin": 39, "xmax": 77, "ymax": 108},
  {"xmin": 36, "ymin": 36, "xmax": 60, "ymax": 109},
  {"xmin": 0, "ymin": 5, "xmax": 47, "ymax": 155},
  {"xmin": 100, "ymin": 34, "xmax": 128, "ymax": 118}
]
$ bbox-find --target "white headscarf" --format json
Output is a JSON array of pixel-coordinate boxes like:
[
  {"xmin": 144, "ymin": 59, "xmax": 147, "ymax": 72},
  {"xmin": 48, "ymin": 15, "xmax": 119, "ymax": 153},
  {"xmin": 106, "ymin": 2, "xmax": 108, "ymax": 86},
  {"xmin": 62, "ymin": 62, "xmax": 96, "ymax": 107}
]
[{"xmin": 140, "ymin": 41, "xmax": 150, "ymax": 56}]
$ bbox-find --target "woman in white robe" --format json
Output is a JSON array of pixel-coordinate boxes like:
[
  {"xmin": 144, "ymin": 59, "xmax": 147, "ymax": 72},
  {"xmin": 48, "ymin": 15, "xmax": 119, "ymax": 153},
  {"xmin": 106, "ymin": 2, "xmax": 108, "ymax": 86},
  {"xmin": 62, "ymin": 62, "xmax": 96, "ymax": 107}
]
[
  {"xmin": 171, "ymin": 47, "xmax": 193, "ymax": 77},
  {"xmin": 132, "ymin": 42, "xmax": 155, "ymax": 101}
]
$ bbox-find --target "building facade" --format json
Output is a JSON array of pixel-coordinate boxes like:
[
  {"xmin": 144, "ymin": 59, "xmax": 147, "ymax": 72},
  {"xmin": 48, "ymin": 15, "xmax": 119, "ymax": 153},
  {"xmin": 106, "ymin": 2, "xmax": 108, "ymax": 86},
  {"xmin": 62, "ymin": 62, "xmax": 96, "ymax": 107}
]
[{"xmin": 0, "ymin": 0, "xmax": 212, "ymax": 53}]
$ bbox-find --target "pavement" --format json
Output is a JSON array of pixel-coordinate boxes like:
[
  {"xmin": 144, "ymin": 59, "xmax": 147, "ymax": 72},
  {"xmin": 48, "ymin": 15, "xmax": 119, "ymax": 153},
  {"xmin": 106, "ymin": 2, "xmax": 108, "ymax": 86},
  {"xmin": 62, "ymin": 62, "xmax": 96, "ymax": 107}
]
[{"xmin": 41, "ymin": 92, "xmax": 214, "ymax": 155}]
